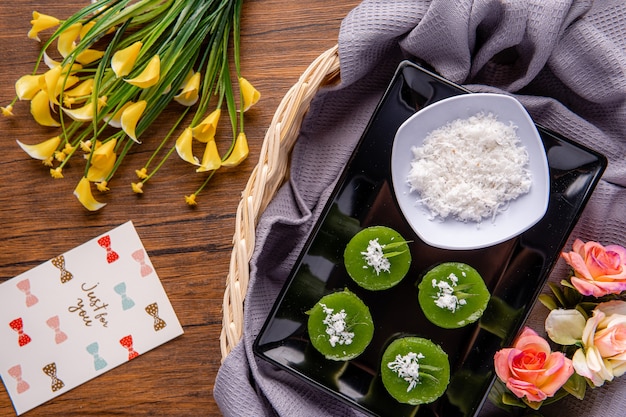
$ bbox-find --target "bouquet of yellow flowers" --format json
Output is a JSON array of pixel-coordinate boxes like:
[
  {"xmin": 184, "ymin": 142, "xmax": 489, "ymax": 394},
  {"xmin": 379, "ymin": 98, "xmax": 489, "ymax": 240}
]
[
  {"xmin": 491, "ymin": 239, "xmax": 626, "ymax": 416},
  {"xmin": 1, "ymin": 0, "xmax": 259, "ymax": 210}
]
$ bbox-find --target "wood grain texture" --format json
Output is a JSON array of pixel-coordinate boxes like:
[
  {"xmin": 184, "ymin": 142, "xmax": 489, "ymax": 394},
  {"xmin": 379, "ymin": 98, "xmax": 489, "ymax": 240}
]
[{"xmin": 0, "ymin": 1, "xmax": 360, "ymax": 415}]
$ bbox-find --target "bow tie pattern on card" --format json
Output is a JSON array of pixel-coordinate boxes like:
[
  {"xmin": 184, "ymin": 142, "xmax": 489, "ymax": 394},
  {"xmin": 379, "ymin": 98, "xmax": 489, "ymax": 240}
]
[
  {"xmin": 46, "ymin": 316, "xmax": 68, "ymax": 345},
  {"xmin": 16, "ymin": 279, "xmax": 39, "ymax": 307},
  {"xmin": 97, "ymin": 235, "xmax": 119, "ymax": 264},
  {"xmin": 8, "ymin": 365, "xmax": 30, "ymax": 394},
  {"xmin": 51, "ymin": 255, "xmax": 73, "ymax": 284},
  {"xmin": 145, "ymin": 302, "xmax": 167, "ymax": 331},
  {"xmin": 113, "ymin": 282, "xmax": 135, "ymax": 311},
  {"xmin": 86, "ymin": 342, "xmax": 108, "ymax": 371},
  {"xmin": 9, "ymin": 318, "xmax": 31, "ymax": 347},
  {"xmin": 132, "ymin": 249, "xmax": 153, "ymax": 277},
  {"xmin": 119, "ymin": 335, "xmax": 140, "ymax": 360},
  {"xmin": 42, "ymin": 363, "xmax": 64, "ymax": 392},
  {"xmin": 0, "ymin": 222, "xmax": 184, "ymax": 416}
]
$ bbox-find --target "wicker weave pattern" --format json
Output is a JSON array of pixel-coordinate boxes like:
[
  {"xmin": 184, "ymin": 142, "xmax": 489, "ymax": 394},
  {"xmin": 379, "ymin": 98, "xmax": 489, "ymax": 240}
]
[{"xmin": 220, "ymin": 46, "xmax": 340, "ymax": 360}]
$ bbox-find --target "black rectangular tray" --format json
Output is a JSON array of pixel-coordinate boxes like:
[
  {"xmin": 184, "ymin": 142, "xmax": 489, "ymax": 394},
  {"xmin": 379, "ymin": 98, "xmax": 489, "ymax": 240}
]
[{"xmin": 253, "ymin": 61, "xmax": 607, "ymax": 417}]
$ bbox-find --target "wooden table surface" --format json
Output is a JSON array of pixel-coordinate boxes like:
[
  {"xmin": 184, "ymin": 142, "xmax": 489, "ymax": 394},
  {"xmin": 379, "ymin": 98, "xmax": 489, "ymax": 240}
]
[{"xmin": 0, "ymin": 1, "xmax": 361, "ymax": 415}]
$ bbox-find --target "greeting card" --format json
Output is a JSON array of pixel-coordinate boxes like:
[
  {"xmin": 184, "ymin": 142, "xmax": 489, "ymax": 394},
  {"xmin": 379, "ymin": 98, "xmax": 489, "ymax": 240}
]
[{"xmin": 0, "ymin": 221, "xmax": 184, "ymax": 415}]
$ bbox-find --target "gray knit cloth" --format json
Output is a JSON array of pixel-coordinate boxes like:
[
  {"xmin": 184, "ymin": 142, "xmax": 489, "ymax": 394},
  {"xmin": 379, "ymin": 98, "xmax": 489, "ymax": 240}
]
[{"xmin": 214, "ymin": 1, "xmax": 626, "ymax": 416}]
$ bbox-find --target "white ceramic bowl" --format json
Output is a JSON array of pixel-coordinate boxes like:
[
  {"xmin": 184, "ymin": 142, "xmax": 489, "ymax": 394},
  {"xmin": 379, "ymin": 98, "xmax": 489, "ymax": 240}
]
[{"xmin": 390, "ymin": 93, "xmax": 550, "ymax": 250}]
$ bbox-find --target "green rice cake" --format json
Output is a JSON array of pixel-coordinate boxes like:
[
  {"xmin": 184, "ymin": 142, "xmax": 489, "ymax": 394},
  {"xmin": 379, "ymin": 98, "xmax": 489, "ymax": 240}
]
[
  {"xmin": 418, "ymin": 262, "xmax": 490, "ymax": 329},
  {"xmin": 307, "ymin": 289, "xmax": 374, "ymax": 361},
  {"xmin": 381, "ymin": 336, "xmax": 450, "ymax": 405},
  {"xmin": 344, "ymin": 226, "xmax": 411, "ymax": 291}
]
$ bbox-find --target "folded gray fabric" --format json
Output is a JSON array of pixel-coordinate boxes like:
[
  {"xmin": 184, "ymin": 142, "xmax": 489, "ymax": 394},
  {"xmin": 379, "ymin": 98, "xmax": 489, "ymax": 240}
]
[{"xmin": 214, "ymin": 1, "xmax": 626, "ymax": 416}]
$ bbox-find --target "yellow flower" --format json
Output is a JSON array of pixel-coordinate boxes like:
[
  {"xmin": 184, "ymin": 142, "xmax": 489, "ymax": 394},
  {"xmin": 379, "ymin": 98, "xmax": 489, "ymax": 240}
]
[
  {"xmin": 28, "ymin": 12, "xmax": 60, "ymax": 42},
  {"xmin": 120, "ymin": 100, "xmax": 147, "ymax": 141},
  {"xmin": 63, "ymin": 96, "xmax": 107, "ymax": 122},
  {"xmin": 239, "ymin": 77, "xmax": 260, "ymax": 112},
  {"xmin": 135, "ymin": 167, "xmax": 148, "ymax": 179},
  {"xmin": 15, "ymin": 74, "xmax": 42, "ymax": 100},
  {"xmin": 80, "ymin": 21, "xmax": 96, "ymax": 40},
  {"xmin": 184, "ymin": 194, "xmax": 198, "ymax": 206},
  {"xmin": 13, "ymin": 0, "xmax": 255, "ymax": 208},
  {"xmin": 30, "ymin": 90, "xmax": 60, "ymax": 126},
  {"xmin": 221, "ymin": 132, "xmax": 249, "ymax": 167},
  {"xmin": 57, "ymin": 23, "xmax": 82, "ymax": 58},
  {"xmin": 63, "ymin": 79, "xmax": 94, "ymax": 99},
  {"xmin": 87, "ymin": 138, "xmax": 117, "ymax": 182},
  {"xmin": 196, "ymin": 138, "xmax": 221, "ymax": 172},
  {"xmin": 42, "ymin": 52, "xmax": 84, "ymax": 72},
  {"xmin": 191, "ymin": 109, "xmax": 221, "ymax": 143},
  {"xmin": 131, "ymin": 182, "xmax": 144, "ymax": 194},
  {"xmin": 63, "ymin": 143, "xmax": 75, "ymax": 154},
  {"xmin": 96, "ymin": 181, "xmax": 110, "ymax": 192},
  {"xmin": 42, "ymin": 66, "xmax": 67, "ymax": 106},
  {"xmin": 74, "ymin": 176, "xmax": 106, "ymax": 211},
  {"xmin": 76, "ymin": 48, "xmax": 105, "ymax": 65},
  {"xmin": 174, "ymin": 71, "xmax": 201, "ymax": 106},
  {"xmin": 42, "ymin": 66, "xmax": 79, "ymax": 106},
  {"xmin": 16, "ymin": 136, "xmax": 61, "ymax": 160},
  {"xmin": 125, "ymin": 55, "xmax": 160, "ymax": 88},
  {"xmin": 54, "ymin": 151, "xmax": 66, "ymax": 162},
  {"xmin": 104, "ymin": 101, "xmax": 133, "ymax": 128},
  {"xmin": 79, "ymin": 140, "xmax": 92, "ymax": 153},
  {"xmin": 43, "ymin": 51, "xmax": 58, "ymax": 69},
  {"xmin": 50, "ymin": 167, "xmax": 64, "ymax": 179},
  {"xmin": 1, "ymin": 105, "xmax": 13, "ymax": 116},
  {"xmin": 175, "ymin": 127, "xmax": 199, "ymax": 165},
  {"xmin": 111, "ymin": 41, "xmax": 142, "ymax": 78}
]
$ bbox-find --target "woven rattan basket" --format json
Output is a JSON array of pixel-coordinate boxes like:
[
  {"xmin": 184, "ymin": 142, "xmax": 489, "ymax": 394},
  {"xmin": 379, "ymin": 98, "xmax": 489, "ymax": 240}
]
[{"xmin": 220, "ymin": 45, "xmax": 340, "ymax": 360}]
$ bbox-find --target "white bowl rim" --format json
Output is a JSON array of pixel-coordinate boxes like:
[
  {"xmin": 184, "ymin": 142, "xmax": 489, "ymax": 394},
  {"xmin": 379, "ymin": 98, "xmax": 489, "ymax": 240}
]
[{"xmin": 390, "ymin": 92, "xmax": 550, "ymax": 250}]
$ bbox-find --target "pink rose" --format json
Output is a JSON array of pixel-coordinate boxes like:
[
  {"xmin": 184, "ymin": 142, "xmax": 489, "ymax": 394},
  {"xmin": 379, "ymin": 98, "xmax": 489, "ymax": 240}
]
[
  {"xmin": 572, "ymin": 301, "xmax": 626, "ymax": 387},
  {"xmin": 561, "ymin": 239, "xmax": 626, "ymax": 297},
  {"xmin": 494, "ymin": 327, "xmax": 574, "ymax": 403}
]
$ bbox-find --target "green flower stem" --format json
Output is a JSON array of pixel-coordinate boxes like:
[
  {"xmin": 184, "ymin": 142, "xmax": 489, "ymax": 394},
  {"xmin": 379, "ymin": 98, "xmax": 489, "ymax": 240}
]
[
  {"xmin": 10, "ymin": 0, "xmax": 253, "ymax": 208},
  {"xmin": 192, "ymin": 169, "xmax": 217, "ymax": 197},
  {"xmin": 143, "ymin": 108, "xmax": 191, "ymax": 173},
  {"xmin": 233, "ymin": 0, "xmax": 244, "ymax": 134}
]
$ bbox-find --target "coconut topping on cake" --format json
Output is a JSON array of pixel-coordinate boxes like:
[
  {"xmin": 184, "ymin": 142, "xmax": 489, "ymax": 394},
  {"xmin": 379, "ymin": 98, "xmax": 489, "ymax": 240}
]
[
  {"xmin": 432, "ymin": 272, "xmax": 467, "ymax": 312},
  {"xmin": 387, "ymin": 351, "xmax": 425, "ymax": 392},
  {"xmin": 361, "ymin": 238, "xmax": 391, "ymax": 275},
  {"xmin": 320, "ymin": 303, "xmax": 354, "ymax": 347}
]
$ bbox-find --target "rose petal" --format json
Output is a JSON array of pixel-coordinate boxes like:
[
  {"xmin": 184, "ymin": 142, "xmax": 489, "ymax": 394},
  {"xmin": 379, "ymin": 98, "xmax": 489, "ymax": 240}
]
[
  {"xmin": 538, "ymin": 353, "xmax": 573, "ymax": 396},
  {"xmin": 595, "ymin": 326, "xmax": 626, "ymax": 357},
  {"xmin": 545, "ymin": 309, "xmax": 586, "ymax": 345},
  {"xmin": 588, "ymin": 246, "xmax": 623, "ymax": 277},
  {"xmin": 562, "ymin": 250, "xmax": 593, "ymax": 281},
  {"xmin": 611, "ymin": 360, "xmax": 626, "ymax": 378},
  {"xmin": 572, "ymin": 349, "xmax": 591, "ymax": 377},
  {"xmin": 570, "ymin": 276, "xmax": 607, "ymax": 297},
  {"xmin": 494, "ymin": 349, "xmax": 513, "ymax": 381},
  {"xmin": 606, "ymin": 245, "xmax": 626, "ymax": 264},
  {"xmin": 597, "ymin": 300, "xmax": 626, "ymax": 317},
  {"xmin": 506, "ymin": 378, "xmax": 546, "ymax": 403}
]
